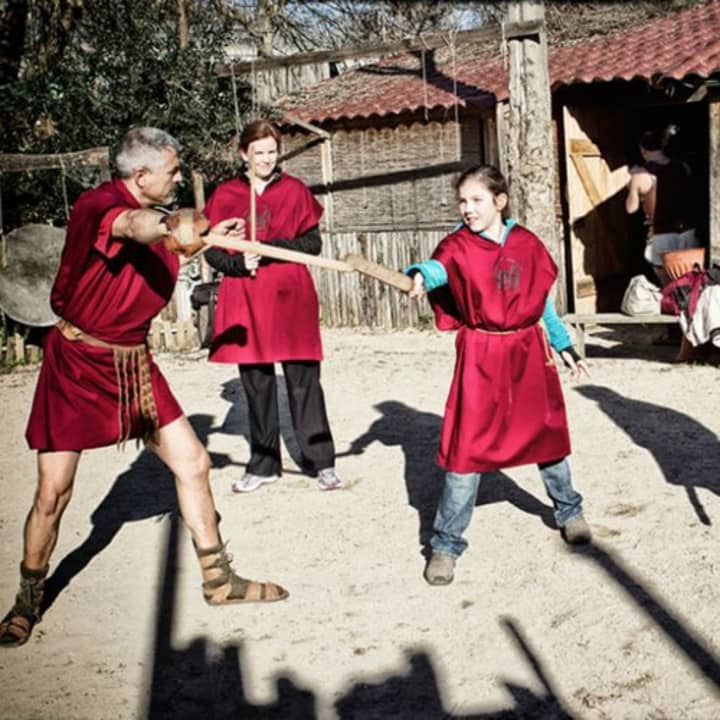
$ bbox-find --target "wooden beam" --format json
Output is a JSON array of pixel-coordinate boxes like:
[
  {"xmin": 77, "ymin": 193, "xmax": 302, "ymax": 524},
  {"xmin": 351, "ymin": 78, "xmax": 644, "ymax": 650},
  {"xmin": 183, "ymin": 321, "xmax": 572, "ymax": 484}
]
[
  {"xmin": 215, "ymin": 22, "xmax": 540, "ymax": 76},
  {"xmin": 569, "ymin": 138, "xmax": 600, "ymax": 156},
  {"xmin": 283, "ymin": 113, "xmax": 331, "ymax": 138},
  {"xmin": 709, "ymin": 98, "xmax": 720, "ymax": 265},
  {"xmin": 307, "ymin": 159, "xmax": 466, "ymax": 195},
  {"xmin": 0, "ymin": 147, "xmax": 111, "ymax": 174},
  {"xmin": 504, "ymin": 2, "xmax": 564, "ymax": 309},
  {"xmin": 569, "ymin": 154, "xmax": 603, "ymax": 206},
  {"xmin": 279, "ymin": 136, "xmax": 326, "ymax": 164},
  {"xmin": 502, "ymin": 18, "xmax": 543, "ymax": 40}
]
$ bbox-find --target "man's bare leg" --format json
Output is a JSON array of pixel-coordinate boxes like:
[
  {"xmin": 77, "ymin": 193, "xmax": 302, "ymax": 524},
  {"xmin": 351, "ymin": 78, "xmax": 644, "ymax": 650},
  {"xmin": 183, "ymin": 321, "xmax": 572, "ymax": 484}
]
[
  {"xmin": 149, "ymin": 415, "xmax": 288, "ymax": 604},
  {"xmin": 0, "ymin": 451, "xmax": 79, "ymax": 647},
  {"xmin": 150, "ymin": 415, "xmax": 219, "ymax": 549},
  {"xmin": 26, "ymin": 451, "xmax": 80, "ymax": 568}
]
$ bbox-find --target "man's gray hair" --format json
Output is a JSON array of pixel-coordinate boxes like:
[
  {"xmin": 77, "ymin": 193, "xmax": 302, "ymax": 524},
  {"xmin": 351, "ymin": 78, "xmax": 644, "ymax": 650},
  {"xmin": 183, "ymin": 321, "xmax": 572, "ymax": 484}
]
[{"xmin": 115, "ymin": 127, "xmax": 182, "ymax": 177}]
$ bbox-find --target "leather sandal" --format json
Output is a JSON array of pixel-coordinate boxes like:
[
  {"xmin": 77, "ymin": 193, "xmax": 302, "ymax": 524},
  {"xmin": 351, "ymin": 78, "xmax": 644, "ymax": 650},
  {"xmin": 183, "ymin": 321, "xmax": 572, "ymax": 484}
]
[
  {"xmin": 0, "ymin": 563, "xmax": 48, "ymax": 648},
  {"xmin": 196, "ymin": 541, "xmax": 289, "ymax": 605}
]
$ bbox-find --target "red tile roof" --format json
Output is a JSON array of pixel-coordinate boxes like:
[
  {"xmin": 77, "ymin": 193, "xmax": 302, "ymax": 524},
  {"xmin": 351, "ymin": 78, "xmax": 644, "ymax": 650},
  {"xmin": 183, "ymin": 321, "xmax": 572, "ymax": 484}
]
[
  {"xmin": 549, "ymin": 0, "xmax": 720, "ymax": 87},
  {"xmin": 280, "ymin": 0, "xmax": 720, "ymax": 125}
]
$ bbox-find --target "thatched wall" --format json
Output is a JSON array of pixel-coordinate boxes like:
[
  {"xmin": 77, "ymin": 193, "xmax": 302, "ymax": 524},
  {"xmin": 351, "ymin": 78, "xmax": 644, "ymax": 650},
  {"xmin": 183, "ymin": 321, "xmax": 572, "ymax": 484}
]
[{"xmin": 283, "ymin": 113, "xmax": 490, "ymax": 232}]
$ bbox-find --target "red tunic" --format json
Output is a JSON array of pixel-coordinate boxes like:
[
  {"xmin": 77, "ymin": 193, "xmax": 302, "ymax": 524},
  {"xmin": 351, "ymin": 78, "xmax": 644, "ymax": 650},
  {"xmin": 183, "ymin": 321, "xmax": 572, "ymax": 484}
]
[
  {"xmin": 25, "ymin": 179, "xmax": 183, "ymax": 451},
  {"xmin": 430, "ymin": 223, "xmax": 571, "ymax": 473},
  {"xmin": 203, "ymin": 173, "xmax": 324, "ymax": 364}
]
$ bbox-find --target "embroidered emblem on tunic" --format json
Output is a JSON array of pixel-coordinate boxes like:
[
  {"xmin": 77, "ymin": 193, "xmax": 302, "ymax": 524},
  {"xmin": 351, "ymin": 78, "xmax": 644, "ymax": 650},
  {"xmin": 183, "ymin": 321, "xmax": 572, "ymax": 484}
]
[{"xmin": 494, "ymin": 258, "xmax": 522, "ymax": 291}]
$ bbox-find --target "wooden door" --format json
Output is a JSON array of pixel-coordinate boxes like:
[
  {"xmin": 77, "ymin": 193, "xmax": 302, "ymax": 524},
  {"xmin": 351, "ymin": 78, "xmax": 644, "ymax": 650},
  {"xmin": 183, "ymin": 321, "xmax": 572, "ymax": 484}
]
[{"xmin": 563, "ymin": 105, "xmax": 631, "ymax": 312}]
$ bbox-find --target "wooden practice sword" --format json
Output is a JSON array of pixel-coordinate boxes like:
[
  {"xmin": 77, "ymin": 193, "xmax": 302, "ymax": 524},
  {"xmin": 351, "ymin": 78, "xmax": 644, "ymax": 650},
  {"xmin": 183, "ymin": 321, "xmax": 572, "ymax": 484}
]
[{"xmin": 204, "ymin": 234, "xmax": 413, "ymax": 292}]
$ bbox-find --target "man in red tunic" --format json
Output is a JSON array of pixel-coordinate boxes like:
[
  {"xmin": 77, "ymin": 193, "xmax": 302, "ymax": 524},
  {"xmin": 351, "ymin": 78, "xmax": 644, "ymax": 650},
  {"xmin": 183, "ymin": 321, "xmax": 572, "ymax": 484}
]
[{"xmin": 0, "ymin": 128, "xmax": 287, "ymax": 648}]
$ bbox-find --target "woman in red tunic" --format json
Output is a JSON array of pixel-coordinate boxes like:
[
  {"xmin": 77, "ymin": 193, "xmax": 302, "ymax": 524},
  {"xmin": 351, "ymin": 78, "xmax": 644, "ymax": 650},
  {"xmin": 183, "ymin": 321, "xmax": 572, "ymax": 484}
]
[
  {"xmin": 406, "ymin": 165, "xmax": 592, "ymax": 586},
  {"xmin": 203, "ymin": 119, "xmax": 340, "ymax": 493}
]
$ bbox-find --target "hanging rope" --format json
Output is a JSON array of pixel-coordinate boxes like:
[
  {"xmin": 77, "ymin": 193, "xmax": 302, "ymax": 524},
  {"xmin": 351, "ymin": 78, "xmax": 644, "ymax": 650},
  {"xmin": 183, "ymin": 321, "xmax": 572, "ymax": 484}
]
[
  {"xmin": 251, "ymin": 57, "xmax": 258, "ymax": 116},
  {"xmin": 359, "ymin": 131, "xmax": 369, "ymax": 209},
  {"xmin": 58, "ymin": 156, "xmax": 70, "ymax": 221},
  {"xmin": 501, "ymin": 20, "xmax": 509, "ymax": 70},
  {"xmin": 0, "ymin": 178, "xmax": 6, "ymax": 269},
  {"xmin": 230, "ymin": 63, "xmax": 242, "ymax": 142},
  {"xmin": 438, "ymin": 122, "xmax": 448, "ymax": 207},
  {"xmin": 443, "ymin": 30, "xmax": 461, "ymax": 162},
  {"xmin": 419, "ymin": 33, "xmax": 430, "ymax": 123}
]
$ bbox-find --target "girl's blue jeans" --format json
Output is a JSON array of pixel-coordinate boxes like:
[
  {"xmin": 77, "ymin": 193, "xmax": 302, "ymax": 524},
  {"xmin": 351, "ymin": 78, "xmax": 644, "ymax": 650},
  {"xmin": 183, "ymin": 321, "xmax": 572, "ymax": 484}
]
[{"xmin": 430, "ymin": 458, "xmax": 584, "ymax": 558}]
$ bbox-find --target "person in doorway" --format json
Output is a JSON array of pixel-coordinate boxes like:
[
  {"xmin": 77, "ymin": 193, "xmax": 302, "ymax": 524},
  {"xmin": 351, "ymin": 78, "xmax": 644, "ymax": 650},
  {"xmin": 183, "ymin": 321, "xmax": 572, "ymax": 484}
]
[
  {"xmin": 0, "ymin": 127, "xmax": 288, "ymax": 649},
  {"xmin": 203, "ymin": 119, "xmax": 341, "ymax": 493},
  {"xmin": 406, "ymin": 164, "xmax": 592, "ymax": 587},
  {"xmin": 625, "ymin": 124, "xmax": 700, "ymax": 286}
]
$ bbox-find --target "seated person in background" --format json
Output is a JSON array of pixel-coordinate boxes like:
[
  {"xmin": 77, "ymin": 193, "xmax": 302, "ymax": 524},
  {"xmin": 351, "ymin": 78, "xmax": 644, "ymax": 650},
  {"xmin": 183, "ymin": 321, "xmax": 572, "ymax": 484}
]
[{"xmin": 625, "ymin": 124, "xmax": 700, "ymax": 287}]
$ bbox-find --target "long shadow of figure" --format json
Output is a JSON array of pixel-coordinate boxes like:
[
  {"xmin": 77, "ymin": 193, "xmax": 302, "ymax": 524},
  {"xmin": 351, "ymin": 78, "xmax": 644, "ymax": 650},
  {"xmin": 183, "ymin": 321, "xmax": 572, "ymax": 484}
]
[
  {"xmin": 576, "ymin": 385, "xmax": 720, "ymax": 525},
  {"xmin": 573, "ymin": 541, "xmax": 720, "ymax": 691},
  {"xmin": 147, "ymin": 518, "xmax": 575, "ymax": 719},
  {"xmin": 146, "ymin": 514, "xmax": 317, "ymax": 720},
  {"xmin": 348, "ymin": 401, "xmax": 556, "ymax": 558},
  {"xmin": 335, "ymin": 618, "xmax": 573, "ymax": 719},
  {"xmin": 42, "ymin": 414, "xmax": 233, "ymax": 613}
]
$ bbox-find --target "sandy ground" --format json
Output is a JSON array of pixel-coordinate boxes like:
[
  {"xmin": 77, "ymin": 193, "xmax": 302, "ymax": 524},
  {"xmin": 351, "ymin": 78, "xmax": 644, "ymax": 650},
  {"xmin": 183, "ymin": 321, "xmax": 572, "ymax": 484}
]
[{"xmin": 1, "ymin": 325, "xmax": 719, "ymax": 720}]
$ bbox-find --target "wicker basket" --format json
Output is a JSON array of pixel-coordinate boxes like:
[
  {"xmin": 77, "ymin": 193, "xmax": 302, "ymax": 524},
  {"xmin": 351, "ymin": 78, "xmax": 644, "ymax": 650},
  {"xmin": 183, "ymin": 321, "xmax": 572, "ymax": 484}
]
[{"xmin": 660, "ymin": 247, "xmax": 706, "ymax": 280}]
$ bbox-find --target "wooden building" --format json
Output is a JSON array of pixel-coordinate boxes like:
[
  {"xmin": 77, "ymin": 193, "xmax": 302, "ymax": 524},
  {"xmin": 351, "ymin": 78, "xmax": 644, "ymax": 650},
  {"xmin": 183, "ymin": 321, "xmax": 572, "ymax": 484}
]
[{"xmin": 277, "ymin": 0, "xmax": 720, "ymax": 322}]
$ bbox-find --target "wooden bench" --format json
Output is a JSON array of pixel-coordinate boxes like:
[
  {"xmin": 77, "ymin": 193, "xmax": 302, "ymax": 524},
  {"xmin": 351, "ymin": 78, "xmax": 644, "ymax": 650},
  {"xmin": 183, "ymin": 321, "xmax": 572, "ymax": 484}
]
[{"xmin": 562, "ymin": 312, "xmax": 678, "ymax": 356}]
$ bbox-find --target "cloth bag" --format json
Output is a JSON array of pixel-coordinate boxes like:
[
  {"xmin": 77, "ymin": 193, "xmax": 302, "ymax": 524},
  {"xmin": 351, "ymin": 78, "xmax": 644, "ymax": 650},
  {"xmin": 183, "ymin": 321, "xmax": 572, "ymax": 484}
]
[
  {"xmin": 621, "ymin": 275, "xmax": 662, "ymax": 316},
  {"xmin": 190, "ymin": 280, "xmax": 220, "ymax": 349}
]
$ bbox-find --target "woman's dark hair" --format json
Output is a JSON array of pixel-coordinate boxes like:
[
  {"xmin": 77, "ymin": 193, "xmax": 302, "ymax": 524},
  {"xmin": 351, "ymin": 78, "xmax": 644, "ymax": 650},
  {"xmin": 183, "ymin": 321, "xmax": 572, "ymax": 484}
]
[
  {"xmin": 454, "ymin": 164, "xmax": 508, "ymax": 197},
  {"xmin": 239, "ymin": 119, "xmax": 282, "ymax": 151},
  {"xmin": 639, "ymin": 124, "xmax": 678, "ymax": 152}
]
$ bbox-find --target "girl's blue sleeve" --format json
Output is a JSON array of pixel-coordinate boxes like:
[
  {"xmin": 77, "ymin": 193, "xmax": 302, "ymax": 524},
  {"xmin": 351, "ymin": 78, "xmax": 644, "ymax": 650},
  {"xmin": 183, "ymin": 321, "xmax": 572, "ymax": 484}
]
[
  {"xmin": 404, "ymin": 259, "xmax": 448, "ymax": 292},
  {"xmin": 543, "ymin": 296, "xmax": 572, "ymax": 351}
]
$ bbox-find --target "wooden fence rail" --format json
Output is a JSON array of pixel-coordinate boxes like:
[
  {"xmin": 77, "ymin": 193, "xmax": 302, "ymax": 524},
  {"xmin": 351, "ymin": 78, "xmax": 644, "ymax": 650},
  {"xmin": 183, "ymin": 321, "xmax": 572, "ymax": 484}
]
[{"xmin": 0, "ymin": 228, "xmax": 444, "ymax": 368}]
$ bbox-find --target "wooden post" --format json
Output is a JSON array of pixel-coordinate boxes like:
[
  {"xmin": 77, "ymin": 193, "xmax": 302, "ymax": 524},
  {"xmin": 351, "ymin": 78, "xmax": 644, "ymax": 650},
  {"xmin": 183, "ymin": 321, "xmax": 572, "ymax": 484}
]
[
  {"xmin": 709, "ymin": 96, "xmax": 720, "ymax": 266},
  {"xmin": 13, "ymin": 332, "xmax": 24, "ymax": 364},
  {"xmin": 320, "ymin": 139, "xmax": 335, "ymax": 233},
  {"xmin": 191, "ymin": 170, "xmax": 212, "ymax": 282},
  {"xmin": 504, "ymin": 1, "xmax": 566, "ymax": 311}
]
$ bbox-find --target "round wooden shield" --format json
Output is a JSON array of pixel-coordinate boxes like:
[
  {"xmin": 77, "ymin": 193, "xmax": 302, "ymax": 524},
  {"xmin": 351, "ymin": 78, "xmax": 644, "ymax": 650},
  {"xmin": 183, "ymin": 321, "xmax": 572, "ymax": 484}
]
[{"xmin": 0, "ymin": 224, "xmax": 65, "ymax": 327}]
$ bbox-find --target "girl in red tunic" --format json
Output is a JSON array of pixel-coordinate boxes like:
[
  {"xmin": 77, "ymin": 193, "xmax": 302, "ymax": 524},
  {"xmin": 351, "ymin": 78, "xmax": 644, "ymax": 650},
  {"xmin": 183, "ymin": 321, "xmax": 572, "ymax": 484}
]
[
  {"xmin": 204, "ymin": 119, "xmax": 340, "ymax": 493},
  {"xmin": 406, "ymin": 165, "xmax": 591, "ymax": 586}
]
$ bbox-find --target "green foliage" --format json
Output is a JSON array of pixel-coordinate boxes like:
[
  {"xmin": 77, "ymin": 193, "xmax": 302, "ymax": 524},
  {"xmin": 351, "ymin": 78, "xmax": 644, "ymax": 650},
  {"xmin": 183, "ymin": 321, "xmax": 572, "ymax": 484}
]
[{"xmin": 0, "ymin": 0, "xmax": 251, "ymax": 227}]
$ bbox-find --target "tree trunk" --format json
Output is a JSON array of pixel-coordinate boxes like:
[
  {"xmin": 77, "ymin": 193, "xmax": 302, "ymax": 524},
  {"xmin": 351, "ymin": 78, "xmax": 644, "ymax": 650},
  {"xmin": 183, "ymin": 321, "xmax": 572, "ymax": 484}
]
[
  {"xmin": 256, "ymin": 0, "xmax": 276, "ymax": 57},
  {"xmin": 0, "ymin": 0, "xmax": 29, "ymax": 84},
  {"xmin": 177, "ymin": 0, "xmax": 189, "ymax": 49}
]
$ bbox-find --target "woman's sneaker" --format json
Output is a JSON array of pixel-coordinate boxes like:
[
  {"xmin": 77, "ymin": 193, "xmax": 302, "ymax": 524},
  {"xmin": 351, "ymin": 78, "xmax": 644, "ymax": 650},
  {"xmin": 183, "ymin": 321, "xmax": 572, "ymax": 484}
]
[
  {"xmin": 232, "ymin": 473, "xmax": 279, "ymax": 494},
  {"xmin": 317, "ymin": 467, "xmax": 342, "ymax": 491}
]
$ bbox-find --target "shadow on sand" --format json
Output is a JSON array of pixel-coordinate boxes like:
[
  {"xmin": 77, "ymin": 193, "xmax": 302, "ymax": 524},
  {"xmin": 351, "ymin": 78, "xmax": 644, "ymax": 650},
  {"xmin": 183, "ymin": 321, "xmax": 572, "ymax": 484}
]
[
  {"xmin": 39, "ymin": 402, "xmax": 720, "ymax": 718},
  {"xmin": 145, "ymin": 514, "xmax": 575, "ymax": 720},
  {"xmin": 576, "ymin": 384, "xmax": 720, "ymax": 525},
  {"xmin": 145, "ymin": 515, "xmax": 720, "ymax": 718},
  {"xmin": 348, "ymin": 400, "xmax": 556, "ymax": 556},
  {"xmin": 42, "ymin": 414, "xmax": 233, "ymax": 613}
]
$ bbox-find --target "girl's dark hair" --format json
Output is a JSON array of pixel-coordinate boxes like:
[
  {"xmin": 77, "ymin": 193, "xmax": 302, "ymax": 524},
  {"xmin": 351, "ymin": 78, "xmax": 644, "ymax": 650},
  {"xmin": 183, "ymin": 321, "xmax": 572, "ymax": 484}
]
[
  {"xmin": 639, "ymin": 124, "xmax": 678, "ymax": 152},
  {"xmin": 454, "ymin": 164, "xmax": 508, "ymax": 197},
  {"xmin": 239, "ymin": 119, "xmax": 282, "ymax": 151}
]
